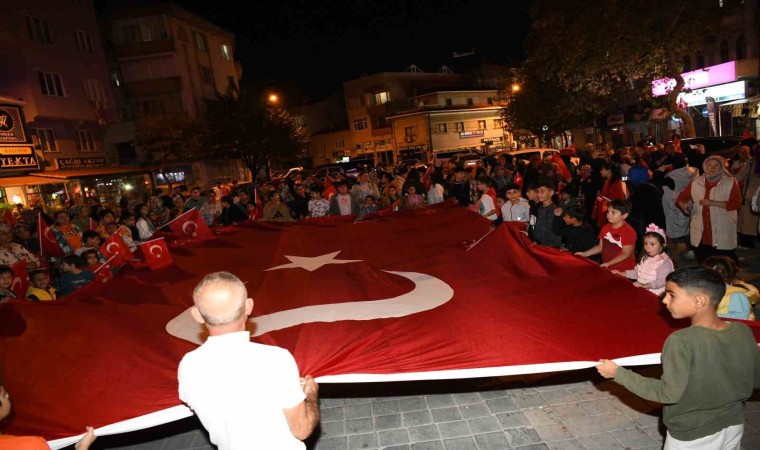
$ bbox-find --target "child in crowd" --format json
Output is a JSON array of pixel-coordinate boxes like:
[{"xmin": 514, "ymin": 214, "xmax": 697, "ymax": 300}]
[
  {"xmin": 598, "ymin": 267, "xmax": 760, "ymax": 448},
  {"xmin": 576, "ymin": 199, "xmax": 636, "ymax": 270},
  {"xmin": 26, "ymin": 269, "xmax": 56, "ymax": 301},
  {"xmin": 0, "ymin": 265, "xmax": 17, "ymax": 302},
  {"xmin": 427, "ymin": 173, "xmax": 445, "ymax": 205},
  {"xmin": 358, "ymin": 195, "xmax": 380, "ymax": 220},
  {"xmin": 308, "ymin": 185, "xmax": 330, "ymax": 218},
  {"xmin": 403, "ymin": 185, "xmax": 426, "ymax": 210},
  {"xmin": 447, "ymin": 167, "xmax": 471, "ymax": 206},
  {"xmin": 95, "ymin": 209, "xmax": 116, "ymax": 239},
  {"xmin": 703, "ymin": 255, "xmax": 759, "ymax": 320},
  {"xmin": 329, "ymin": 182, "xmax": 358, "ymax": 216},
  {"xmin": 612, "ymin": 224, "xmax": 674, "ymax": 296},
  {"xmin": 552, "ymin": 205, "xmax": 597, "ymax": 254},
  {"xmin": 533, "ymin": 180, "xmax": 562, "ymax": 248},
  {"xmin": 501, "ymin": 183, "xmax": 530, "ymax": 223},
  {"xmin": 469, "ymin": 176, "xmax": 497, "ymax": 220},
  {"xmin": 75, "ymin": 230, "xmax": 101, "ymax": 257},
  {"xmin": 382, "ymin": 185, "xmax": 401, "ymax": 211},
  {"xmin": 120, "ymin": 212, "xmax": 140, "ymax": 248},
  {"xmin": 105, "ymin": 222, "xmax": 120, "ymax": 236},
  {"xmin": 81, "ymin": 249, "xmax": 102, "ymax": 272},
  {"xmin": 58, "ymin": 254, "xmax": 95, "ymax": 296}
]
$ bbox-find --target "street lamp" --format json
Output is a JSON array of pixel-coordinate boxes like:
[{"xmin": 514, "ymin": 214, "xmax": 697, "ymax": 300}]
[
  {"xmin": 511, "ymin": 83, "xmax": 521, "ymax": 93},
  {"xmin": 267, "ymin": 93, "xmax": 279, "ymax": 104}
]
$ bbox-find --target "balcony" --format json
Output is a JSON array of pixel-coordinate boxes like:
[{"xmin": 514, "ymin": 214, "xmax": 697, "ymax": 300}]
[
  {"xmin": 125, "ymin": 76, "xmax": 182, "ymax": 96},
  {"xmin": 115, "ymin": 39, "xmax": 176, "ymax": 59}
]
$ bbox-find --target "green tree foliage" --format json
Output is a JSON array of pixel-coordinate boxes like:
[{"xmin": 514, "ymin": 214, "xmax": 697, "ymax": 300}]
[
  {"xmin": 527, "ymin": 0, "xmax": 742, "ymax": 137},
  {"xmin": 204, "ymin": 91, "xmax": 309, "ymax": 180}
]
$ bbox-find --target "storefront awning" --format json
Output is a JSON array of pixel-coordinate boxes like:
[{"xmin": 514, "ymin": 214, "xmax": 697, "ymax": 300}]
[
  {"xmin": 33, "ymin": 167, "xmax": 155, "ymax": 180},
  {"xmin": 0, "ymin": 175, "xmax": 66, "ymax": 187},
  {"xmin": 720, "ymin": 95, "xmax": 760, "ymax": 106}
]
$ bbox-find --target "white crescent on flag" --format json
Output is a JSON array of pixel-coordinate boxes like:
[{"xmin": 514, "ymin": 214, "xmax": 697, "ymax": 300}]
[
  {"xmin": 11, "ymin": 277, "xmax": 22, "ymax": 292},
  {"xmin": 182, "ymin": 221, "xmax": 197, "ymax": 236},
  {"xmin": 44, "ymin": 226, "xmax": 57, "ymax": 243},
  {"xmin": 106, "ymin": 242, "xmax": 120, "ymax": 254},
  {"xmin": 149, "ymin": 244, "xmax": 163, "ymax": 257}
]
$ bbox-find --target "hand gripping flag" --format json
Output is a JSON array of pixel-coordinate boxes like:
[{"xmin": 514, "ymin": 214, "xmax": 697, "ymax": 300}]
[
  {"xmin": 37, "ymin": 211, "xmax": 63, "ymax": 258},
  {"xmin": 139, "ymin": 238, "xmax": 173, "ymax": 270},
  {"xmin": 165, "ymin": 208, "xmax": 214, "ymax": 242},
  {"xmin": 99, "ymin": 232, "xmax": 132, "ymax": 268}
]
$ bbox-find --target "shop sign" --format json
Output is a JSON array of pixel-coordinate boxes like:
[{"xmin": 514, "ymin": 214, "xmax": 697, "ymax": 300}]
[
  {"xmin": 0, "ymin": 146, "xmax": 39, "ymax": 170},
  {"xmin": 481, "ymin": 137, "xmax": 504, "ymax": 144},
  {"xmin": 606, "ymin": 114, "xmax": 625, "ymax": 126},
  {"xmin": 677, "ymin": 81, "xmax": 746, "ymax": 106},
  {"xmin": 652, "ymin": 61, "xmax": 736, "ymax": 97},
  {"xmin": 399, "ymin": 145, "xmax": 425, "ymax": 152},
  {"xmin": 57, "ymin": 157, "xmax": 107, "ymax": 169},
  {"xmin": 0, "ymin": 105, "xmax": 27, "ymax": 143},
  {"xmin": 459, "ymin": 130, "xmax": 484, "ymax": 138}
]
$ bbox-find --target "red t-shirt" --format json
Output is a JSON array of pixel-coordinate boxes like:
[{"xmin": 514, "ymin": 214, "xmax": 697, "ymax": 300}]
[{"xmin": 599, "ymin": 222, "xmax": 637, "ymax": 271}]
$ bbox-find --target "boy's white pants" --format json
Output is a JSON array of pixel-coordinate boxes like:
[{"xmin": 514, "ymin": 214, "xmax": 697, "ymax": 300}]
[{"xmin": 664, "ymin": 424, "xmax": 743, "ymax": 450}]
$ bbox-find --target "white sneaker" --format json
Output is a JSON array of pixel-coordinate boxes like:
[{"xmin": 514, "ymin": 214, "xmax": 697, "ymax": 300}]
[{"xmin": 684, "ymin": 250, "xmax": 696, "ymax": 260}]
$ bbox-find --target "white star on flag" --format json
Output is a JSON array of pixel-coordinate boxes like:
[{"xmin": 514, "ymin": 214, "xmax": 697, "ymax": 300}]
[{"xmin": 264, "ymin": 251, "xmax": 361, "ymax": 272}]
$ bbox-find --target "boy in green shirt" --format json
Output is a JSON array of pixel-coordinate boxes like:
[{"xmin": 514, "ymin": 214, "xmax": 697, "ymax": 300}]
[{"xmin": 597, "ymin": 267, "xmax": 760, "ymax": 449}]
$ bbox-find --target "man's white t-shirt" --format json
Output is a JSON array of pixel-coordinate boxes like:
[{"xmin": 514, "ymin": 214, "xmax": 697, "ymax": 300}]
[
  {"xmin": 178, "ymin": 332, "xmax": 306, "ymax": 450},
  {"xmin": 478, "ymin": 194, "xmax": 497, "ymax": 221},
  {"xmin": 337, "ymin": 194, "xmax": 352, "ymax": 216}
]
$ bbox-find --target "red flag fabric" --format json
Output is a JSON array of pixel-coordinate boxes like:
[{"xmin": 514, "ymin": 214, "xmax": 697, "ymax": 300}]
[
  {"xmin": 5, "ymin": 205, "xmax": 760, "ymax": 445},
  {"xmin": 165, "ymin": 208, "xmax": 214, "ymax": 242},
  {"xmin": 323, "ymin": 175, "xmax": 337, "ymax": 200},
  {"xmin": 10, "ymin": 260, "xmax": 28, "ymax": 299},
  {"xmin": 37, "ymin": 211, "xmax": 63, "ymax": 258},
  {"xmin": 248, "ymin": 187, "xmax": 264, "ymax": 222},
  {"xmin": 550, "ymin": 153, "xmax": 573, "ymax": 183},
  {"xmin": 2, "ymin": 208, "xmax": 16, "ymax": 227},
  {"xmin": 139, "ymin": 238, "xmax": 174, "ymax": 270},
  {"xmin": 88, "ymin": 218, "xmax": 98, "ymax": 231},
  {"xmin": 99, "ymin": 232, "xmax": 132, "ymax": 268}
]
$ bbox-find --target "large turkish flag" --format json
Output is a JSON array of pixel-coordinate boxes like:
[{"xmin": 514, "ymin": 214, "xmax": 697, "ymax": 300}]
[{"xmin": 1, "ymin": 205, "xmax": 757, "ymax": 447}]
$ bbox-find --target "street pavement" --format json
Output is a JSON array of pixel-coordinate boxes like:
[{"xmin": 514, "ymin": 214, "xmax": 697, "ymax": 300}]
[{"xmin": 73, "ymin": 247, "xmax": 760, "ymax": 450}]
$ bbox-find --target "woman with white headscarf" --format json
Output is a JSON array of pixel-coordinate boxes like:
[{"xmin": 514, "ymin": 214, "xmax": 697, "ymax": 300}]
[{"xmin": 676, "ymin": 155, "xmax": 741, "ymax": 264}]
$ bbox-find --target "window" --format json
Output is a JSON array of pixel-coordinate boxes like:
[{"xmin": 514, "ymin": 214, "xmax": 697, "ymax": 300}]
[
  {"xmin": 76, "ymin": 130, "xmax": 96, "ymax": 152},
  {"xmin": 455, "ymin": 122, "xmax": 464, "ymax": 132},
  {"xmin": 226, "ymin": 76, "xmax": 237, "ymax": 93},
  {"xmin": 445, "ymin": 98, "xmax": 452, "ymax": 106},
  {"xmin": 221, "ymin": 44, "xmax": 232, "ymax": 61},
  {"xmin": 33, "ymin": 129, "xmax": 58, "ymax": 152},
  {"xmin": 140, "ymin": 99, "xmax": 166, "ymax": 116},
  {"xmin": 373, "ymin": 91, "xmax": 391, "ymax": 104},
  {"xmin": 696, "ymin": 53, "xmax": 705, "ymax": 69},
  {"xmin": 336, "ymin": 139, "xmax": 345, "ymax": 149},
  {"xmin": 37, "ymin": 71, "xmax": 65, "ymax": 97},
  {"xmin": 113, "ymin": 16, "xmax": 168, "ymax": 44},
  {"xmin": 194, "ymin": 31, "xmax": 208, "ymax": 51},
  {"xmin": 487, "ymin": 97, "xmax": 494, "ymax": 105},
  {"xmin": 720, "ymin": 39, "xmax": 729, "ymax": 63},
  {"xmin": 371, "ymin": 115, "xmax": 388, "ymax": 129},
  {"xmin": 404, "ymin": 126, "xmax": 416, "ymax": 138},
  {"xmin": 437, "ymin": 123, "xmax": 448, "ymax": 133},
  {"xmin": 477, "ymin": 120, "xmax": 487, "ymax": 130},
  {"xmin": 199, "ymin": 65, "xmax": 213, "ymax": 85},
  {"xmin": 348, "ymin": 95, "xmax": 363, "ymax": 109},
  {"xmin": 352, "ymin": 118, "xmax": 367, "ymax": 131},
  {"xmin": 493, "ymin": 119, "xmax": 503, "ymax": 128},
  {"xmin": 75, "ymin": 29, "xmax": 93, "ymax": 53},
  {"xmin": 83, "ymin": 79, "xmax": 107, "ymax": 108},
  {"xmin": 26, "ymin": 16, "xmax": 52, "ymax": 44},
  {"xmin": 467, "ymin": 98, "xmax": 474, "ymax": 105},
  {"xmin": 736, "ymin": 35, "xmax": 746, "ymax": 59}
]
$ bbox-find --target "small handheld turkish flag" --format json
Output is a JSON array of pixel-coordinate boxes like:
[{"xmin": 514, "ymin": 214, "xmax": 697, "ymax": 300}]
[
  {"xmin": 10, "ymin": 260, "xmax": 28, "ymax": 299},
  {"xmin": 165, "ymin": 208, "xmax": 214, "ymax": 241},
  {"xmin": 139, "ymin": 238, "xmax": 173, "ymax": 270},
  {"xmin": 99, "ymin": 232, "xmax": 132, "ymax": 267},
  {"xmin": 88, "ymin": 218, "xmax": 98, "ymax": 231},
  {"xmin": 37, "ymin": 211, "xmax": 63, "ymax": 258}
]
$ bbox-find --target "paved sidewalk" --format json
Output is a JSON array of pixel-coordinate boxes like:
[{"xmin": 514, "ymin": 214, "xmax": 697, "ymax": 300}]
[{"xmin": 76, "ymin": 247, "xmax": 760, "ymax": 450}]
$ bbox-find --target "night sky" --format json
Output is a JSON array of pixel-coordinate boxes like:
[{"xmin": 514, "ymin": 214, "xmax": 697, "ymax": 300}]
[
  {"xmin": 100, "ymin": 0, "xmax": 533, "ymax": 104},
  {"xmin": 95, "ymin": 0, "xmax": 531, "ymax": 105}
]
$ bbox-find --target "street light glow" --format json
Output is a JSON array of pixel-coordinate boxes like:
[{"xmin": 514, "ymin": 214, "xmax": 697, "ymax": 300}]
[
  {"xmin": 511, "ymin": 83, "xmax": 521, "ymax": 93},
  {"xmin": 268, "ymin": 93, "xmax": 279, "ymax": 104}
]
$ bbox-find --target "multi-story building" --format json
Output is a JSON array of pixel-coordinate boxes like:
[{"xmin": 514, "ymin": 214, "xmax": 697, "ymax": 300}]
[
  {"xmin": 388, "ymin": 90, "xmax": 510, "ymax": 165},
  {"xmin": 343, "ymin": 68, "xmax": 468, "ymax": 165},
  {"xmin": 0, "ymin": 0, "xmax": 135, "ymax": 209},
  {"xmin": 289, "ymin": 93, "xmax": 352, "ymax": 167},
  {"xmin": 101, "ymin": 2, "xmax": 247, "ymax": 188}
]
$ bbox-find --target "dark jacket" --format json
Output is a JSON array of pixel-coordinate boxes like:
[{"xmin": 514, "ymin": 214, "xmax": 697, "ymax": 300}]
[
  {"xmin": 533, "ymin": 203, "xmax": 562, "ymax": 248},
  {"xmin": 552, "ymin": 216, "xmax": 597, "ymax": 253},
  {"xmin": 447, "ymin": 180, "xmax": 471, "ymax": 206},
  {"xmin": 219, "ymin": 205, "xmax": 248, "ymax": 225}
]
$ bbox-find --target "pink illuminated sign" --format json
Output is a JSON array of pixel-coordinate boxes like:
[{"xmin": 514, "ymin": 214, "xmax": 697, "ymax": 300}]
[{"xmin": 651, "ymin": 61, "xmax": 736, "ymax": 96}]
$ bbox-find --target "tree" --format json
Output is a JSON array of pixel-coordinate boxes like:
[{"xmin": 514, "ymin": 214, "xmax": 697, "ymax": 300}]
[
  {"xmin": 135, "ymin": 114, "xmax": 203, "ymax": 186},
  {"xmin": 527, "ymin": 0, "xmax": 742, "ymax": 138},
  {"xmin": 204, "ymin": 90, "xmax": 309, "ymax": 181}
]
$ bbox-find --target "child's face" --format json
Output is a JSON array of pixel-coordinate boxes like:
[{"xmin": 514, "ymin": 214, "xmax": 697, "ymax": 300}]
[
  {"xmin": 388, "ymin": 187, "xmax": 397, "ymax": 196},
  {"xmin": 337, "ymin": 185, "xmax": 348, "ymax": 194},
  {"xmin": 85, "ymin": 253, "xmax": 99, "ymax": 266},
  {"xmin": 61, "ymin": 262, "xmax": 74, "ymax": 272},
  {"xmin": 106, "ymin": 224, "xmax": 119, "ymax": 234},
  {"xmin": 643, "ymin": 236, "xmax": 664, "ymax": 257},
  {"xmin": 123, "ymin": 217, "xmax": 135, "ymax": 226},
  {"xmin": 476, "ymin": 182, "xmax": 486, "ymax": 193},
  {"xmin": 506, "ymin": 189, "xmax": 519, "ymax": 203},
  {"xmin": 310, "ymin": 191, "xmax": 321, "ymax": 200},
  {"xmin": 561, "ymin": 192, "xmax": 570, "ymax": 201},
  {"xmin": 562, "ymin": 213, "xmax": 574, "ymax": 225},
  {"xmin": 526, "ymin": 189, "xmax": 537, "ymax": 201},
  {"xmin": 663, "ymin": 281, "xmax": 698, "ymax": 319},
  {"xmin": 31, "ymin": 273, "xmax": 48, "ymax": 289},
  {"xmin": 0, "ymin": 272, "xmax": 11, "ymax": 289},
  {"xmin": 606, "ymin": 208, "xmax": 628, "ymax": 225},
  {"xmin": 86, "ymin": 236, "xmax": 100, "ymax": 247},
  {"xmin": 407, "ymin": 186, "xmax": 416, "ymax": 195},
  {"xmin": 496, "ymin": 198, "xmax": 506, "ymax": 208},
  {"xmin": 537, "ymin": 187, "xmax": 553, "ymax": 203},
  {"xmin": 364, "ymin": 198, "xmax": 375, "ymax": 206},
  {"xmin": 103, "ymin": 214, "xmax": 115, "ymax": 224}
]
